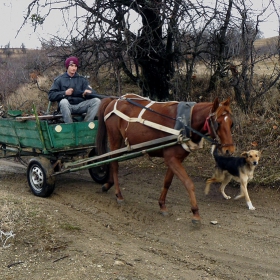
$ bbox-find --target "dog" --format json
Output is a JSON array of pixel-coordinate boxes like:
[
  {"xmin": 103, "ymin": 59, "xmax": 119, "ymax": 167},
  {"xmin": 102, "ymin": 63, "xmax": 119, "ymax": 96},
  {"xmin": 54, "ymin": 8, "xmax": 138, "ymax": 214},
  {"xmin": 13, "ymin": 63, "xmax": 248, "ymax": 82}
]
[{"xmin": 205, "ymin": 146, "xmax": 261, "ymax": 210}]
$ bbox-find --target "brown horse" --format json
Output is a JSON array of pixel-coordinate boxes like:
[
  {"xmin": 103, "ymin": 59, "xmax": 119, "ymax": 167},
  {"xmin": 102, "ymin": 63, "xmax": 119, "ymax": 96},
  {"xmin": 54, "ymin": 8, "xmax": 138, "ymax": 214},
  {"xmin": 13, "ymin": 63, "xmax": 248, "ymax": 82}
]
[{"xmin": 96, "ymin": 94, "xmax": 235, "ymax": 224}]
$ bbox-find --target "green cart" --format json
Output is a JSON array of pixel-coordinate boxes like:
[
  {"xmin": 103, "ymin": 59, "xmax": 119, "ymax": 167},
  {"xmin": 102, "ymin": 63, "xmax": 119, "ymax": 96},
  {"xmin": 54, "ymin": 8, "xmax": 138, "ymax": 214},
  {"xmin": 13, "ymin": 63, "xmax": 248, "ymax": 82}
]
[
  {"xmin": 0, "ymin": 109, "xmax": 182, "ymax": 198},
  {"xmin": 0, "ymin": 110, "xmax": 109, "ymax": 197}
]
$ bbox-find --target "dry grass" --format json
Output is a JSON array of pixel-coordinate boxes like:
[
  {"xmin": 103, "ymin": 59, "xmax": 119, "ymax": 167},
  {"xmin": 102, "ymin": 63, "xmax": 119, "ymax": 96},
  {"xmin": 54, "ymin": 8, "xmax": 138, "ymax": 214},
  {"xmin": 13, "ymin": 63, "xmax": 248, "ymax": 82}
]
[
  {"xmin": 6, "ymin": 69, "xmax": 61, "ymax": 113},
  {"xmin": 254, "ymin": 36, "xmax": 279, "ymax": 48},
  {"xmin": 7, "ymin": 81, "xmax": 49, "ymax": 113}
]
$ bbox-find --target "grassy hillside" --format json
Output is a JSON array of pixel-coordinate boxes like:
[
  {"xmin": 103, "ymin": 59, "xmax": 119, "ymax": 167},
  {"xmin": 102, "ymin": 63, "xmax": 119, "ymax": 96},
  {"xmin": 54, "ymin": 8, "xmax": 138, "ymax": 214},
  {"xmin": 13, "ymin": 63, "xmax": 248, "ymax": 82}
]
[{"xmin": 254, "ymin": 36, "xmax": 279, "ymax": 49}]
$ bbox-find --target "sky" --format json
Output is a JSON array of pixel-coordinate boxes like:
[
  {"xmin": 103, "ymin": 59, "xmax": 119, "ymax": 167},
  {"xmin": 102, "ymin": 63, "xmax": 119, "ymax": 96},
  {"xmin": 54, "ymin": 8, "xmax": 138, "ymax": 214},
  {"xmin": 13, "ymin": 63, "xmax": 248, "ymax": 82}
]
[
  {"xmin": 0, "ymin": 0, "xmax": 279, "ymax": 49},
  {"xmin": 0, "ymin": 0, "xmax": 71, "ymax": 49}
]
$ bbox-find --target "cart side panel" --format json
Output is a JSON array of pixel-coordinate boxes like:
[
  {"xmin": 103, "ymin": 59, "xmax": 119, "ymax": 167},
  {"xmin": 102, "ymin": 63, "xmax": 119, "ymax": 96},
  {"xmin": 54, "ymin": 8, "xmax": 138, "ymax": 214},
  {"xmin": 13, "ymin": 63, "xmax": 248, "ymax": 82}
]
[
  {"xmin": 0, "ymin": 119, "xmax": 19, "ymax": 146},
  {"xmin": 0, "ymin": 118, "xmax": 98, "ymax": 152},
  {"xmin": 47, "ymin": 121, "xmax": 98, "ymax": 149},
  {"xmin": 0, "ymin": 119, "xmax": 45, "ymax": 149}
]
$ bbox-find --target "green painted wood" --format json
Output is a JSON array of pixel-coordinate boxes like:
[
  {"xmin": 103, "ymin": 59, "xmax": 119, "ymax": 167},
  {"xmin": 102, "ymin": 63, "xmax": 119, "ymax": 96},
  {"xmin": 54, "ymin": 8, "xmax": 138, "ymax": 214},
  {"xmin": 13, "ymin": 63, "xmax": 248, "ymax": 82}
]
[
  {"xmin": 12, "ymin": 120, "xmax": 44, "ymax": 149},
  {"xmin": 0, "ymin": 119, "xmax": 42, "ymax": 147},
  {"xmin": 0, "ymin": 118, "xmax": 98, "ymax": 153},
  {"xmin": 47, "ymin": 121, "xmax": 98, "ymax": 149}
]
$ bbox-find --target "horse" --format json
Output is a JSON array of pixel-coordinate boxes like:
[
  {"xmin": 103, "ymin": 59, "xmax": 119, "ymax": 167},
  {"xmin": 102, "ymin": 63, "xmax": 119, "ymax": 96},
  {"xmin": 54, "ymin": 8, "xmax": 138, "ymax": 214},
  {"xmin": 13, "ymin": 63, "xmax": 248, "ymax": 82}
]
[{"xmin": 96, "ymin": 94, "xmax": 235, "ymax": 224}]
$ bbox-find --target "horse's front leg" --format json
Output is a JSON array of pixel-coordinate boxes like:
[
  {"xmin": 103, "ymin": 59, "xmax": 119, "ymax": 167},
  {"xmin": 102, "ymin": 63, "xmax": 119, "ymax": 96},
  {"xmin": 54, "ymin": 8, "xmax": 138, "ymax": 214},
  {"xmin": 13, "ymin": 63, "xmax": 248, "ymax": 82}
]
[
  {"xmin": 166, "ymin": 157, "xmax": 200, "ymax": 224},
  {"xmin": 158, "ymin": 167, "xmax": 174, "ymax": 216}
]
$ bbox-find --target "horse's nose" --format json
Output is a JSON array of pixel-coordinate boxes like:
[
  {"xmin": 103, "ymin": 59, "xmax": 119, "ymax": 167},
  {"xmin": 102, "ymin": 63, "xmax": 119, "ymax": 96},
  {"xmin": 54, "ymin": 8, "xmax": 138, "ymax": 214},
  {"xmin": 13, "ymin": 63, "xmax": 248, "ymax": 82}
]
[
  {"xmin": 225, "ymin": 149, "xmax": 233, "ymax": 156},
  {"xmin": 222, "ymin": 146, "xmax": 235, "ymax": 155}
]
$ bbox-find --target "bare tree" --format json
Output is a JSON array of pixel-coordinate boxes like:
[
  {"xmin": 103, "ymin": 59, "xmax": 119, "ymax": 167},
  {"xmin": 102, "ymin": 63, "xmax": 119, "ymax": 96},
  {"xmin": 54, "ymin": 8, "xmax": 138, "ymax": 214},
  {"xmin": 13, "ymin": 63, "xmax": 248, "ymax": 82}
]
[
  {"xmin": 23, "ymin": 0, "xmax": 231, "ymax": 100},
  {"xmin": 20, "ymin": 43, "xmax": 27, "ymax": 54},
  {"xmin": 206, "ymin": 0, "xmax": 233, "ymax": 93},
  {"xmin": 23, "ymin": 0, "xmax": 185, "ymax": 100},
  {"xmin": 228, "ymin": 0, "xmax": 280, "ymax": 112},
  {"xmin": 3, "ymin": 42, "xmax": 13, "ymax": 58},
  {"xmin": 22, "ymin": 0, "xmax": 280, "ymax": 104},
  {"xmin": 271, "ymin": 0, "xmax": 280, "ymax": 60}
]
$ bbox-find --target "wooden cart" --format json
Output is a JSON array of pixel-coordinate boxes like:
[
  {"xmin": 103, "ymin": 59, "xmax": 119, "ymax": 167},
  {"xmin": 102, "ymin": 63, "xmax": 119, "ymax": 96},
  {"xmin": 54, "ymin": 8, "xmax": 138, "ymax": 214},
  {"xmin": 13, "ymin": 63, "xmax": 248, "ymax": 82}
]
[{"xmin": 0, "ymin": 109, "xmax": 180, "ymax": 197}]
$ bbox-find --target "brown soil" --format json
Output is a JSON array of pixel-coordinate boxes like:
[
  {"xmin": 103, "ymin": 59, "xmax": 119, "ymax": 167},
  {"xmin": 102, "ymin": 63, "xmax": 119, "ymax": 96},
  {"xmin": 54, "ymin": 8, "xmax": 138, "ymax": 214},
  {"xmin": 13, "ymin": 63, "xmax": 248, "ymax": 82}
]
[{"xmin": 1, "ymin": 150, "xmax": 280, "ymax": 280}]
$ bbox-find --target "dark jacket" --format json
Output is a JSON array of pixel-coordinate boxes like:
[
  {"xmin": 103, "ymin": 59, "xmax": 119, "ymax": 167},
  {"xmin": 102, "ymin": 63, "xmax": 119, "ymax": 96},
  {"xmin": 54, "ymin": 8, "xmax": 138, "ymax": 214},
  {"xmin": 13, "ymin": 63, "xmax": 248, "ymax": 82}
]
[{"xmin": 48, "ymin": 72, "xmax": 98, "ymax": 105}]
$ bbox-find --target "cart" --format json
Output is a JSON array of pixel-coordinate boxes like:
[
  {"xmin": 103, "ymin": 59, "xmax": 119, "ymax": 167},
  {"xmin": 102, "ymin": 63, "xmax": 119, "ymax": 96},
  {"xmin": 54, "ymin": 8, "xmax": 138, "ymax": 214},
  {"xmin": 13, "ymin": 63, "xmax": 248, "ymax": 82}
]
[{"xmin": 0, "ymin": 108, "xmax": 181, "ymax": 197}]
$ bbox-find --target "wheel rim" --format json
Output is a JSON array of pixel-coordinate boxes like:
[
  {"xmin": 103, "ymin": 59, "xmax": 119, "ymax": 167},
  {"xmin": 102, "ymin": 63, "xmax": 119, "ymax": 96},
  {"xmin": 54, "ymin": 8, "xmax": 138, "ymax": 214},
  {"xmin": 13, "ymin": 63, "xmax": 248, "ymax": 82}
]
[{"xmin": 29, "ymin": 165, "xmax": 44, "ymax": 192}]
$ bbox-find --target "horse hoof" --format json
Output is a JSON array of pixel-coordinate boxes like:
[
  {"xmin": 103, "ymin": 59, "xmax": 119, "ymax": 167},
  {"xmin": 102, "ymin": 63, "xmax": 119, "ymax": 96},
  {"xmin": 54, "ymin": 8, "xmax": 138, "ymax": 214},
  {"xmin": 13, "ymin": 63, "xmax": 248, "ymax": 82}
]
[
  {"xmin": 192, "ymin": 219, "xmax": 201, "ymax": 227},
  {"xmin": 160, "ymin": 210, "xmax": 169, "ymax": 216},
  {"xmin": 116, "ymin": 198, "xmax": 124, "ymax": 205},
  {"xmin": 102, "ymin": 185, "xmax": 108, "ymax": 192}
]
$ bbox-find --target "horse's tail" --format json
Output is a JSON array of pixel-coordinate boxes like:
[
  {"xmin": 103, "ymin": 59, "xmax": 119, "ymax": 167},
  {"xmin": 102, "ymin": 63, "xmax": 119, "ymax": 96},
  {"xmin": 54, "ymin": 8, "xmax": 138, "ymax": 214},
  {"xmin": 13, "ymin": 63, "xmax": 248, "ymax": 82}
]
[{"xmin": 96, "ymin": 97, "xmax": 114, "ymax": 156}]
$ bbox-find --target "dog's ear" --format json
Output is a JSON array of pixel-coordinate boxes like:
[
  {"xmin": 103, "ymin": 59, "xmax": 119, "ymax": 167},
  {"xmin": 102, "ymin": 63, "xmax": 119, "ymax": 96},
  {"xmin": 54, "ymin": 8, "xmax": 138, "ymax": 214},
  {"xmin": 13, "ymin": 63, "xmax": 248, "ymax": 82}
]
[{"xmin": 241, "ymin": 151, "xmax": 248, "ymax": 158}]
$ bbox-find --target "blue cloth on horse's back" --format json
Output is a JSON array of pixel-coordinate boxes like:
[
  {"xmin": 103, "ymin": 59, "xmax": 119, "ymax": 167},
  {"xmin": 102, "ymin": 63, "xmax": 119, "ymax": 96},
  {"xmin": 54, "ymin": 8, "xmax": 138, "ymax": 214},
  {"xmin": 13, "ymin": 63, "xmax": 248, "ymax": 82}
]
[{"xmin": 174, "ymin": 102, "xmax": 196, "ymax": 137}]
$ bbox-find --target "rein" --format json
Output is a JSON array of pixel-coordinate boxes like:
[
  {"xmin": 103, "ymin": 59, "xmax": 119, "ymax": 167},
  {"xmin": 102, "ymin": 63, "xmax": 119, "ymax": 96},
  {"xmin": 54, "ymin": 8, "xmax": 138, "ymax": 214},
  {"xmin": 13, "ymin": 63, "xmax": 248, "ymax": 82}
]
[
  {"xmin": 208, "ymin": 113, "xmax": 235, "ymax": 147},
  {"xmin": 122, "ymin": 97, "xmax": 176, "ymax": 122},
  {"xmin": 123, "ymin": 97, "xmax": 221, "ymax": 145}
]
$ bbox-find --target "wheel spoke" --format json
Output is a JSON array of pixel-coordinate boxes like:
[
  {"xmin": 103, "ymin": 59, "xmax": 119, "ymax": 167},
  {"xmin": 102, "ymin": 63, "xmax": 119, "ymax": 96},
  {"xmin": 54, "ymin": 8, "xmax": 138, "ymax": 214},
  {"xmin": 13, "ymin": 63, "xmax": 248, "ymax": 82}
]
[{"xmin": 31, "ymin": 166, "xmax": 44, "ymax": 189}]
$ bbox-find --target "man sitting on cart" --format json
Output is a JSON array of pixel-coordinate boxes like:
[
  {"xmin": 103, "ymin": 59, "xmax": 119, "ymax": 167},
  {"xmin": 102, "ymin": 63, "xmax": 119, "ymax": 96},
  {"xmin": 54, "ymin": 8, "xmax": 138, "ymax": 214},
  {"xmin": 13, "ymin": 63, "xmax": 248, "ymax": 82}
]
[{"xmin": 48, "ymin": 56, "xmax": 101, "ymax": 123}]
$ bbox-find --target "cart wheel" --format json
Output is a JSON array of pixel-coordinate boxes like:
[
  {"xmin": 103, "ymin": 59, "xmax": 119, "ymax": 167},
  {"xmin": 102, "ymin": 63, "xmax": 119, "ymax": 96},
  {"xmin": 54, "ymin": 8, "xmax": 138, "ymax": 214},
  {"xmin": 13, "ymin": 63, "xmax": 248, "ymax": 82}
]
[
  {"xmin": 88, "ymin": 148, "xmax": 110, "ymax": 184},
  {"xmin": 27, "ymin": 157, "xmax": 55, "ymax": 197}
]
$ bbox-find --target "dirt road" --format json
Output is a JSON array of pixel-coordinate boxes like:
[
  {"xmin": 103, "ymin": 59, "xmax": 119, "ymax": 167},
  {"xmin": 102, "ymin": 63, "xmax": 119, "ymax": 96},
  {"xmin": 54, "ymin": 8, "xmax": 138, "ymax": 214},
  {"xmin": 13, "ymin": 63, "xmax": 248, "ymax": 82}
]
[{"xmin": 1, "ymin": 154, "xmax": 280, "ymax": 280}]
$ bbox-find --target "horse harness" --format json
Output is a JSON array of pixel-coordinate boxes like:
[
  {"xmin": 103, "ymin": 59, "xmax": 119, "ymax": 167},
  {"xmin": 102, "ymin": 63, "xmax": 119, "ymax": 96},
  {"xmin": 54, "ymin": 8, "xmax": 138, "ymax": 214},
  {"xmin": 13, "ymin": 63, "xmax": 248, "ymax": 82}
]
[{"xmin": 104, "ymin": 95, "xmax": 227, "ymax": 152}]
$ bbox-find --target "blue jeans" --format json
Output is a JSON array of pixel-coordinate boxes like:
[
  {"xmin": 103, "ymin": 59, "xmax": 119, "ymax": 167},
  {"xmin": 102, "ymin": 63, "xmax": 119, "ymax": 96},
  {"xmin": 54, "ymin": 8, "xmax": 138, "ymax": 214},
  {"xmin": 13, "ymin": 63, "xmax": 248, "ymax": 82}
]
[{"xmin": 59, "ymin": 98, "xmax": 101, "ymax": 123}]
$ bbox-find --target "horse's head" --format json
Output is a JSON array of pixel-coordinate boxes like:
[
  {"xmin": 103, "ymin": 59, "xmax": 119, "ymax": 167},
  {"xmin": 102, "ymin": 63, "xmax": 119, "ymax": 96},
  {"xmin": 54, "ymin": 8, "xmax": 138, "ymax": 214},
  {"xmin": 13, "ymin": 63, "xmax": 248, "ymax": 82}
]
[{"xmin": 210, "ymin": 97, "xmax": 235, "ymax": 155}]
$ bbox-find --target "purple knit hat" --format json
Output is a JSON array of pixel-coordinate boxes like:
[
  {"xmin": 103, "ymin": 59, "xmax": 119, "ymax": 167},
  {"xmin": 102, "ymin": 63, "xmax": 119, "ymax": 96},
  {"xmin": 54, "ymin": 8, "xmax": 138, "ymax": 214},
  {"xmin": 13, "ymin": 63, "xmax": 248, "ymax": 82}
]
[{"xmin": 65, "ymin": 56, "xmax": 79, "ymax": 69}]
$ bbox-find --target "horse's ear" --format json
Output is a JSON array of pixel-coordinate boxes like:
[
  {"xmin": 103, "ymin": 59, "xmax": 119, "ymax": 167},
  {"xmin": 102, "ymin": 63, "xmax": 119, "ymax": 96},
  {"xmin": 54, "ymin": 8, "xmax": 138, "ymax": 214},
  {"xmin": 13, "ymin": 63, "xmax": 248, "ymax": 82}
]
[
  {"xmin": 211, "ymin": 97, "xmax": 220, "ymax": 112},
  {"xmin": 221, "ymin": 97, "xmax": 230, "ymax": 107}
]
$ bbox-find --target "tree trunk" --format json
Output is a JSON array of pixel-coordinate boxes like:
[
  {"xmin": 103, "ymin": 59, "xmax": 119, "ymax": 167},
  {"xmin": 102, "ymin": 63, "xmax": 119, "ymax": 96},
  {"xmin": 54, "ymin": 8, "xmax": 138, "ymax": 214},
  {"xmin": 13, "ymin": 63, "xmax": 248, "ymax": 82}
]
[
  {"xmin": 207, "ymin": 0, "xmax": 233, "ymax": 93},
  {"xmin": 135, "ymin": 0, "xmax": 171, "ymax": 100},
  {"xmin": 140, "ymin": 59, "xmax": 170, "ymax": 100}
]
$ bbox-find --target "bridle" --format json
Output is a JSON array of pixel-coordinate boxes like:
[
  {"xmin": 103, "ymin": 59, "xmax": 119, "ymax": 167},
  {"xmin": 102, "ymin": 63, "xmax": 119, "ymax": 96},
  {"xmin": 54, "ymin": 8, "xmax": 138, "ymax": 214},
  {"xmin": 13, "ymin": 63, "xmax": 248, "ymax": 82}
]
[{"xmin": 205, "ymin": 112, "xmax": 235, "ymax": 148}]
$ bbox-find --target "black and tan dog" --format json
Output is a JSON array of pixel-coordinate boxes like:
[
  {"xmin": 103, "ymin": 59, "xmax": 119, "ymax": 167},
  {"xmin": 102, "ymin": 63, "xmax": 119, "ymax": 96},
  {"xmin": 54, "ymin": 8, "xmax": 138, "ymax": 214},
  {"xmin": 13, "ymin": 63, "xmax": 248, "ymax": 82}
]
[{"xmin": 205, "ymin": 146, "xmax": 261, "ymax": 210}]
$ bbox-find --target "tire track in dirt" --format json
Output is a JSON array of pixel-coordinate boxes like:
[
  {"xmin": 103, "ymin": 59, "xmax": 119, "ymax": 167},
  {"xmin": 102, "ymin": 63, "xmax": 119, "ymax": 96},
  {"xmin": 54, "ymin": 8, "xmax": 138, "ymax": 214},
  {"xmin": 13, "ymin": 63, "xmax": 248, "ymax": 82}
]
[
  {"xmin": 49, "ymin": 167, "xmax": 280, "ymax": 280},
  {"xmin": 43, "ymin": 175, "xmax": 213, "ymax": 279},
  {"xmin": 1, "ymin": 159, "xmax": 280, "ymax": 279}
]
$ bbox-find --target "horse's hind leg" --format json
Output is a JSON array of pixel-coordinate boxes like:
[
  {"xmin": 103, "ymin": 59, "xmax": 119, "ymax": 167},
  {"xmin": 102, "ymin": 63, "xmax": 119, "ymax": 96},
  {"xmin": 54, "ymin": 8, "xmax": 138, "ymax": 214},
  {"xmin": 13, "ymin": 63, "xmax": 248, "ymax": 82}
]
[
  {"xmin": 101, "ymin": 124, "xmax": 123, "ymax": 202},
  {"xmin": 102, "ymin": 160, "xmax": 123, "ymax": 203},
  {"xmin": 102, "ymin": 163, "xmax": 114, "ymax": 192},
  {"xmin": 111, "ymin": 161, "xmax": 124, "ymax": 203},
  {"xmin": 158, "ymin": 167, "xmax": 174, "ymax": 215}
]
